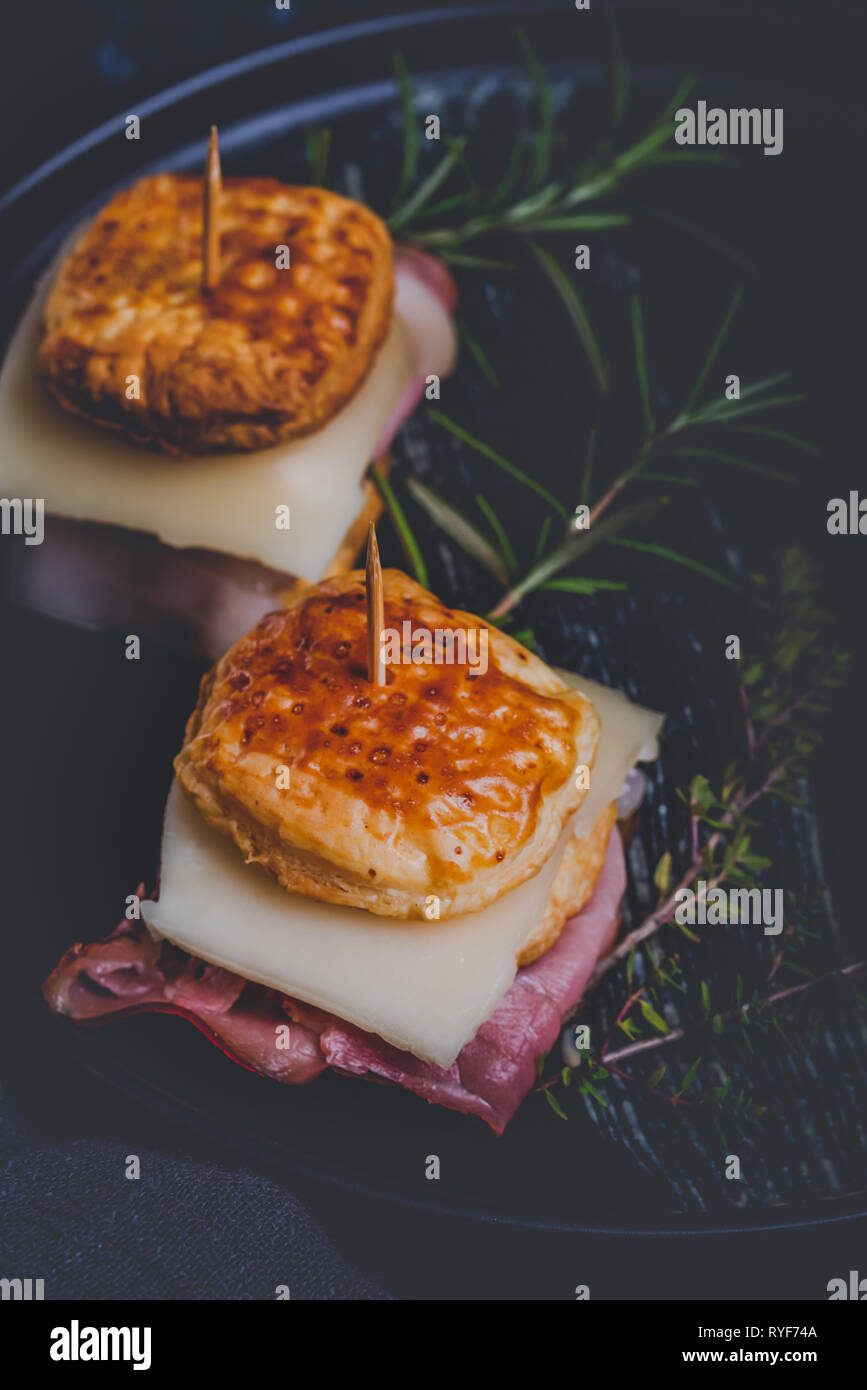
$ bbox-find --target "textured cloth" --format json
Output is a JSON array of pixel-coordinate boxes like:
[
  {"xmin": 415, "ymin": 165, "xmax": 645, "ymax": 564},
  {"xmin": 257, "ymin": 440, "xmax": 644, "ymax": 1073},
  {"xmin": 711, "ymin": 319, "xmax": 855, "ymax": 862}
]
[{"xmin": 0, "ymin": 1087, "xmax": 388, "ymax": 1301}]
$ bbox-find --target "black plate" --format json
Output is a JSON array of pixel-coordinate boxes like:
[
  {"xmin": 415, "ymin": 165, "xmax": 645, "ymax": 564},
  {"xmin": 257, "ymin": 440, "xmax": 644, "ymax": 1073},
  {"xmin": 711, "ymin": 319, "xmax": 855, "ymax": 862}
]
[{"xmin": 2, "ymin": 3, "xmax": 865, "ymax": 1234}]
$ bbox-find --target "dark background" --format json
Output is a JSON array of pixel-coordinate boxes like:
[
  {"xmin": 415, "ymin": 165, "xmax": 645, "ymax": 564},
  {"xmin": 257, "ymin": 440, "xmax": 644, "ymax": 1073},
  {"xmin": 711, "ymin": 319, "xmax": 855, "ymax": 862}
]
[
  {"xmin": 1, "ymin": 0, "xmax": 866, "ymax": 1299},
  {"xmin": 1, "ymin": 0, "xmax": 865, "ymax": 188}
]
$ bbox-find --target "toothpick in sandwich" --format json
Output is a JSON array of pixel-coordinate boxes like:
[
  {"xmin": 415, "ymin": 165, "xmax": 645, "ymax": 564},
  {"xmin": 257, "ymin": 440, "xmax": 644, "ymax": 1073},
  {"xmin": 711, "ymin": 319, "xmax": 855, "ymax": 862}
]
[
  {"xmin": 365, "ymin": 521, "xmax": 387, "ymax": 686},
  {"xmin": 202, "ymin": 124, "xmax": 222, "ymax": 292}
]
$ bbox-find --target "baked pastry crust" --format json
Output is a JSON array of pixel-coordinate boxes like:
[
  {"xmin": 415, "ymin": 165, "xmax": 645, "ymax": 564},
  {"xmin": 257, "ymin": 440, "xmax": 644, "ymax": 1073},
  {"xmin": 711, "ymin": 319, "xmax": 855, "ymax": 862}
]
[
  {"xmin": 517, "ymin": 799, "xmax": 618, "ymax": 967},
  {"xmin": 174, "ymin": 569, "xmax": 600, "ymax": 919},
  {"xmin": 38, "ymin": 175, "xmax": 394, "ymax": 454}
]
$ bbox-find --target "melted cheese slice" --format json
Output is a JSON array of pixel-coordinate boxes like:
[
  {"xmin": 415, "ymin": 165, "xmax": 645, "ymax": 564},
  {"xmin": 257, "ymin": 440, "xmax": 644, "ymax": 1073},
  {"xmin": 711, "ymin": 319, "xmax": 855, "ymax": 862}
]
[
  {"xmin": 0, "ymin": 268, "xmax": 413, "ymax": 581},
  {"xmin": 557, "ymin": 672, "xmax": 663, "ymax": 836},
  {"xmin": 142, "ymin": 679, "xmax": 662, "ymax": 1068}
]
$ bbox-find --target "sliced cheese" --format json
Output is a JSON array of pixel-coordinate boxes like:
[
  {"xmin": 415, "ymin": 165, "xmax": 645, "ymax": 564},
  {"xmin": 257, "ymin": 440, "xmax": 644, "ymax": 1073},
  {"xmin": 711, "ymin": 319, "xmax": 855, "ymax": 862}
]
[
  {"xmin": 558, "ymin": 672, "xmax": 664, "ymax": 834},
  {"xmin": 0, "ymin": 266, "xmax": 413, "ymax": 581},
  {"xmin": 142, "ymin": 679, "xmax": 662, "ymax": 1069}
]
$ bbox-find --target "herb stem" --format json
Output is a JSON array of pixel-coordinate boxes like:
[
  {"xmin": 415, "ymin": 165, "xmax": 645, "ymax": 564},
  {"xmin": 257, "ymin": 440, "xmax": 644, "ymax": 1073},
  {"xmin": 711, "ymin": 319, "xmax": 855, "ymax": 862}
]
[{"xmin": 593, "ymin": 961, "xmax": 865, "ymax": 1067}]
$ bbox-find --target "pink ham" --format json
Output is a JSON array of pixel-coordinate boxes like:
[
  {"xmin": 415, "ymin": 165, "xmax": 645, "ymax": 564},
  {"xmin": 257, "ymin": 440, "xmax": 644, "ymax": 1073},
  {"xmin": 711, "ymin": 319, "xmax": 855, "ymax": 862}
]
[
  {"xmin": 43, "ymin": 902, "xmax": 326, "ymax": 1086},
  {"xmin": 394, "ymin": 244, "xmax": 459, "ymax": 314},
  {"xmin": 43, "ymin": 830, "xmax": 625, "ymax": 1131},
  {"xmin": 370, "ymin": 246, "xmax": 459, "ymax": 456}
]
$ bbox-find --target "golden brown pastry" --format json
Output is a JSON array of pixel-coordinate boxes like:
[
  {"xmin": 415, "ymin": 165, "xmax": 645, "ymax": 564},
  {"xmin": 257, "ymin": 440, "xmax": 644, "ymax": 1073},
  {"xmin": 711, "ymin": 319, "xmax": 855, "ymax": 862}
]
[
  {"xmin": 38, "ymin": 175, "xmax": 394, "ymax": 454},
  {"xmin": 174, "ymin": 569, "xmax": 600, "ymax": 919},
  {"xmin": 518, "ymin": 799, "xmax": 618, "ymax": 966}
]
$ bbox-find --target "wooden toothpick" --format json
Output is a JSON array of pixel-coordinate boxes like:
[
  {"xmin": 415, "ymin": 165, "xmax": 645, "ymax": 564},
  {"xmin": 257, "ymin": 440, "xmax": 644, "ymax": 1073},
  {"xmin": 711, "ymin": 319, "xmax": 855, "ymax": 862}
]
[
  {"xmin": 202, "ymin": 124, "xmax": 222, "ymax": 291},
  {"xmin": 365, "ymin": 522, "xmax": 386, "ymax": 686}
]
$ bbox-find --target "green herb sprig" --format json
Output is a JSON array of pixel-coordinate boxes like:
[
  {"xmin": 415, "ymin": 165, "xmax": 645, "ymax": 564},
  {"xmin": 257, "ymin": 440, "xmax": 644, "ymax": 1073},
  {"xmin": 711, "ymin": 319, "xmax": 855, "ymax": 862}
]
[
  {"xmin": 542, "ymin": 944, "xmax": 864, "ymax": 1143},
  {"xmin": 299, "ymin": 35, "xmax": 725, "ymax": 267},
  {"xmin": 385, "ymin": 39, "xmax": 718, "ymax": 264},
  {"xmin": 591, "ymin": 550, "xmax": 848, "ymax": 986},
  {"xmin": 535, "ymin": 554, "xmax": 854, "ymax": 1131},
  {"xmin": 409, "ymin": 286, "xmax": 805, "ymax": 620}
]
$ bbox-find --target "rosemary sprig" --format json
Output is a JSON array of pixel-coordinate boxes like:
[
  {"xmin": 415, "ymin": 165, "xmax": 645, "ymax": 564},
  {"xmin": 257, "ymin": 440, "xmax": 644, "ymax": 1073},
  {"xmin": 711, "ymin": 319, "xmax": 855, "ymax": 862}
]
[
  {"xmin": 529, "ymin": 240, "xmax": 608, "ymax": 392},
  {"xmin": 672, "ymin": 448, "xmax": 795, "ymax": 484},
  {"xmin": 542, "ymin": 577, "xmax": 627, "ymax": 596},
  {"xmin": 630, "ymin": 295, "xmax": 655, "ymax": 440},
  {"xmin": 391, "ymin": 51, "xmax": 420, "ymax": 205},
  {"xmin": 606, "ymin": 9, "xmax": 630, "ymax": 124},
  {"xmin": 389, "ymin": 136, "xmax": 470, "ymax": 232},
  {"xmin": 468, "ymin": 288, "xmax": 808, "ymax": 618},
  {"xmin": 607, "ymin": 537, "xmax": 739, "ymax": 590},
  {"xmin": 474, "ymin": 493, "xmax": 518, "ymax": 578},
  {"xmin": 388, "ymin": 296, "xmax": 804, "ymax": 617},
  {"xmin": 384, "ymin": 36, "xmax": 702, "ymax": 253},
  {"xmin": 405, "ymin": 477, "xmax": 510, "ymax": 586},
  {"xmin": 305, "ymin": 125, "xmax": 332, "ymax": 187},
  {"xmin": 516, "ymin": 28, "xmax": 555, "ymax": 189},
  {"xmin": 456, "ymin": 316, "xmax": 500, "ymax": 390},
  {"xmin": 488, "ymin": 498, "xmax": 665, "ymax": 618},
  {"xmin": 370, "ymin": 464, "xmax": 428, "ymax": 588},
  {"xmin": 426, "ymin": 407, "xmax": 568, "ymax": 518}
]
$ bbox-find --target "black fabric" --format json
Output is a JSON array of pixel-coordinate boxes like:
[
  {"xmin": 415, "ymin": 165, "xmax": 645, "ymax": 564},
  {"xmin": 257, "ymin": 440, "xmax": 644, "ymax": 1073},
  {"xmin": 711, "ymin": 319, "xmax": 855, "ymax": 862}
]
[{"xmin": 0, "ymin": 1087, "xmax": 388, "ymax": 1301}]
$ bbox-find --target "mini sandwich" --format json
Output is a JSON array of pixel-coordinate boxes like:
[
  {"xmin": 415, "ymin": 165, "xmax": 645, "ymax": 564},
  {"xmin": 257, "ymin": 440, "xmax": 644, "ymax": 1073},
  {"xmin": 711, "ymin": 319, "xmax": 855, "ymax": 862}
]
[
  {"xmin": 0, "ymin": 133, "xmax": 456, "ymax": 654},
  {"xmin": 44, "ymin": 562, "xmax": 663, "ymax": 1133}
]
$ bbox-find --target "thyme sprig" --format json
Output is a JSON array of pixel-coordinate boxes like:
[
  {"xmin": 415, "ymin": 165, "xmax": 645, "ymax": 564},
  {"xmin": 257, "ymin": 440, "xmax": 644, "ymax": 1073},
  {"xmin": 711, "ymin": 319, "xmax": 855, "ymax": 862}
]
[
  {"xmin": 587, "ymin": 961, "xmax": 866, "ymax": 1071},
  {"xmin": 543, "ymin": 943, "xmax": 864, "ymax": 1143},
  {"xmin": 535, "ymin": 552, "xmax": 852, "ymax": 1131},
  {"xmin": 593, "ymin": 549, "xmax": 849, "ymax": 986}
]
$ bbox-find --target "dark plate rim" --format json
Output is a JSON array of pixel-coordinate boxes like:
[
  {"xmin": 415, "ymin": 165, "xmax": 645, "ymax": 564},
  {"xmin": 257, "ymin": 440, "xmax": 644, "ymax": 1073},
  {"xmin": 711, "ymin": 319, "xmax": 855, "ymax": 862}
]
[
  {"xmin": 28, "ymin": 1004, "xmax": 867, "ymax": 1238},
  {"xmin": 0, "ymin": 3, "xmax": 534, "ymax": 217}
]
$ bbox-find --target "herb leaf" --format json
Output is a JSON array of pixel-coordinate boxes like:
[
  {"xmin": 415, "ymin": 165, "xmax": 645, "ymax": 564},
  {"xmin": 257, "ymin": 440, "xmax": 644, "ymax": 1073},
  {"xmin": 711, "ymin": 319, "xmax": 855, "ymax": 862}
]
[
  {"xmin": 428, "ymin": 407, "xmax": 568, "ymax": 518},
  {"xmin": 405, "ymin": 478, "xmax": 510, "ymax": 585},
  {"xmin": 529, "ymin": 239, "xmax": 608, "ymax": 391},
  {"xmin": 608, "ymin": 537, "xmax": 739, "ymax": 590},
  {"xmin": 370, "ymin": 465, "xmax": 429, "ymax": 588},
  {"xmin": 391, "ymin": 51, "xmax": 419, "ymax": 202}
]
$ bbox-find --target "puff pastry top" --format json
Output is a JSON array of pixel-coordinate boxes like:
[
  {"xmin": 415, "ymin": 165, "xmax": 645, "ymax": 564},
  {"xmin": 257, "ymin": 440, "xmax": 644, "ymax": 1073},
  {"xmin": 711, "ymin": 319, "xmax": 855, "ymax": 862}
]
[
  {"xmin": 38, "ymin": 174, "xmax": 393, "ymax": 454},
  {"xmin": 174, "ymin": 570, "xmax": 600, "ymax": 919}
]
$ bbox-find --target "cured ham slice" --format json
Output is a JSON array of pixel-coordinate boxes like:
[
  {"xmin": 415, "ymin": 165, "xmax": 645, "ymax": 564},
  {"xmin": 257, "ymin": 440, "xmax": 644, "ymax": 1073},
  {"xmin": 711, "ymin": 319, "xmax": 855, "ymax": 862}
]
[
  {"xmin": 43, "ymin": 888, "xmax": 326, "ymax": 1086},
  {"xmin": 43, "ymin": 831, "xmax": 625, "ymax": 1133}
]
